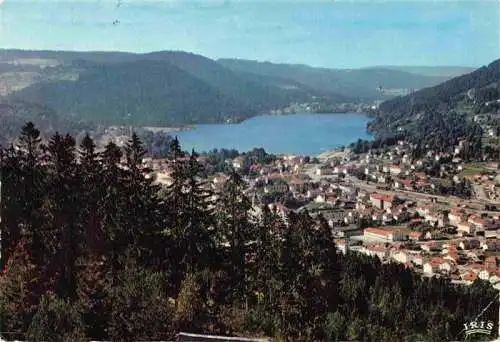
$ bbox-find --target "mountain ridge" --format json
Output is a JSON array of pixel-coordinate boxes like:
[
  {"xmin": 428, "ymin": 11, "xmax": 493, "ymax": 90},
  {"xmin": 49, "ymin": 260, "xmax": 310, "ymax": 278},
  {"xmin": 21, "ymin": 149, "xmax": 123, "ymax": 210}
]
[
  {"xmin": 0, "ymin": 49, "xmax": 469, "ymax": 126},
  {"xmin": 369, "ymin": 58, "xmax": 500, "ymax": 159}
]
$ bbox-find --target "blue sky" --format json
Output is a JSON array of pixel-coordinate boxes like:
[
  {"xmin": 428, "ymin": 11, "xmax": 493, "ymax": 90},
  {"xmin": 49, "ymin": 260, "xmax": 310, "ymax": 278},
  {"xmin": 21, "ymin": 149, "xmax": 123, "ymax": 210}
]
[{"xmin": 0, "ymin": 0, "xmax": 498, "ymax": 68}]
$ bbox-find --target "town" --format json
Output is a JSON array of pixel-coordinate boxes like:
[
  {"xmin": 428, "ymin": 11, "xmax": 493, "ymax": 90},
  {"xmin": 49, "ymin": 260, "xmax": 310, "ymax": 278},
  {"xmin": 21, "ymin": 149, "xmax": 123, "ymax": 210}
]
[{"xmin": 128, "ymin": 135, "xmax": 500, "ymax": 287}]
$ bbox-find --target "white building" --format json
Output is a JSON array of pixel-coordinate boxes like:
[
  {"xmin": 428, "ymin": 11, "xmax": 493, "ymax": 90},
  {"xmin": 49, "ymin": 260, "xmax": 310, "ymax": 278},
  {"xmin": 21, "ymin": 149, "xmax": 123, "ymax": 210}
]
[{"xmin": 364, "ymin": 227, "xmax": 408, "ymax": 242}]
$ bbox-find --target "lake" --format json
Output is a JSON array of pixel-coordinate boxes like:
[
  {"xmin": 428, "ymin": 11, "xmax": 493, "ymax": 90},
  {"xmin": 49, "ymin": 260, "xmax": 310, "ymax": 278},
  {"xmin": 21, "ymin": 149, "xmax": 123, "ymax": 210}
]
[{"xmin": 175, "ymin": 113, "xmax": 372, "ymax": 156}]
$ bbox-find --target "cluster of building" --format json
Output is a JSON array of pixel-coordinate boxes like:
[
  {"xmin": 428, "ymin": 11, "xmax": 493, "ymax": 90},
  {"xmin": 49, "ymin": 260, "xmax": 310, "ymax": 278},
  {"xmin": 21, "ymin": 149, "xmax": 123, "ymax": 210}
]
[
  {"xmin": 134, "ymin": 137, "xmax": 500, "ymax": 286},
  {"xmin": 338, "ymin": 231, "xmax": 500, "ymax": 286}
]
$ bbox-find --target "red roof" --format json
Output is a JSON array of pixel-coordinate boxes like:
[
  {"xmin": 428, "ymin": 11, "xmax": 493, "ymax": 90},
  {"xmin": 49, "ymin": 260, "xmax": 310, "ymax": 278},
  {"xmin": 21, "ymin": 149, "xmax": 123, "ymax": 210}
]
[
  {"xmin": 450, "ymin": 207, "xmax": 464, "ymax": 216},
  {"xmin": 397, "ymin": 179, "xmax": 413, "ymax": 187},
  {"xmin": 409, "ymin": 231, "xmax": 422, "ymax": 238},
  {"xmin": 469, "ymin": 215, "xmax": 486, "ymax": 226},
  {"xmin": 430, "ymin": 257, "xmax": 444, "ymax": 265},
  {"xmin": 364, "ymin": 227, "xmax": 391, "ymax": 237},
  {"xmin": 268, "ymin": 173, "xmax": 283, "ymax": 180},
  {"xmin": 367, "ymin": 244, "xmax": 388, "ymax": 252},
  {"xmin": 370, "ymin": 192, "xmax": 393, "ymax": 202}
]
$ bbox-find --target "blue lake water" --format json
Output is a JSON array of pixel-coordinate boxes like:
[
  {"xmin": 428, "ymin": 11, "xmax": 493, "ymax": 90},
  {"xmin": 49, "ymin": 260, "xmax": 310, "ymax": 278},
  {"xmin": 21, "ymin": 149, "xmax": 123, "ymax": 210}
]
[{"xmin": 175, "ymin": 113, "xmax": 372, "ymax": 156}]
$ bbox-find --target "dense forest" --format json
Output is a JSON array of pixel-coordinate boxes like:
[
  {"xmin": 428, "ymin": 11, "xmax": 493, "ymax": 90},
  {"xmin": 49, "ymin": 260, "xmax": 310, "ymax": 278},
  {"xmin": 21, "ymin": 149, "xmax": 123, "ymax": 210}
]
[
  {"xmin": 363, "ymin": 111, "xmax": 484, "ymax": 161},
  {"xmin": 0, "ymin": 49, "xmax": 464, "ymax": 126},
  {"xmin": 218, "ymin": 59, "xmax": 452, "ymax": 101},
  {"xmin": 375, "ymin": 59, "xmax": 500, "ymax": 121},
  {"xmin": 367, "ymin": 59, "xmax": 500, "ymax": 158},
  {"xmin": 0, "ymin": 100, "xmax": 93, "ymax": 146},
  {"xmin": 10, "ymin": 60, "xmax": 278, "ymax": 126},
  {"xmin": 0, "ymin": 122, "xmax": 497, "ymax": 341}
]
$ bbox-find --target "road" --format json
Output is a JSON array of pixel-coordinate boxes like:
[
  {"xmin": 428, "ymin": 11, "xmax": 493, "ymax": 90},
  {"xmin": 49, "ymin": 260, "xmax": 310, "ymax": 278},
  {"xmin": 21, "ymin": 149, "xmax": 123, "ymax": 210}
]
[{"xmin": 303, "ymin": 164, "xmax": 499, "ymax": 209}]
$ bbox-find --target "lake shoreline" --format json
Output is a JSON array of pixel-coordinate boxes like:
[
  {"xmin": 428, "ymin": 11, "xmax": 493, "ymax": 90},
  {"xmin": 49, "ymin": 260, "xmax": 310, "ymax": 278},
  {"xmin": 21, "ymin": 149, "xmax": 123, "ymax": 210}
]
[
  {"xmin": 143, "ymin": 111, "xmax": 370, "ymax": 133},
  {"xmin": 169, "ymin": 113, "xmax": 372, "ymax": 157}
]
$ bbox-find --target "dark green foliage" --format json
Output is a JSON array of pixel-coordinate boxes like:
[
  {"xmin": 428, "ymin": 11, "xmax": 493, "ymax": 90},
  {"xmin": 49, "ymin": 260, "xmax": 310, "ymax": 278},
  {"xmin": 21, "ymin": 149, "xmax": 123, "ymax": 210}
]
[
  {"xmin": 108, "ymin": 267, "xmax": 174, "ymax": 342},
  {"xmin": 200, "ymin": 147, "xmax": 276, "ymax": 176},
  {"xmin": 0, "ymin": 238, "xmax": 39, "ymax": 340},
  {"xmin": 349, "ymin": 134, "xmax": 405, "ymax": 154},
  {"xmin": 26, "ymin": 294, "xmax": 86, "ymax": 342},
  {"xmin": 0, "ymin": 101, "xmax": 93, "ymax": 146},
  {"xmin": 163, "ymin": 148, "xmax": 215, "ymax": 279},
  {"xmin": 12, "ymin": 60, "xmax": 254, "ymax": 126},
  {"xmin": 46, "ymin": 132, "xmax": 81, "ymax": 301},
  {"xmin": 0, "ymin": 123, "xmax": 498, "ymax": 341},
  {"xmin": 216, "ymin": 170, "xmax": 255, "ymax": 301},
  {"xmin": 377, "ymin": 59, "xmax": 500, "ymax": 117},
  {"xmin": 2, "ymin": 49, "xmax": 462, "ymax": 127},
  {"xmin": 10, "ymin": 55, "xmax": 317, "ymax": 126},
  {"xmin": 370, "ymin": 59, "xmax": 500, "ymax": 158},
  {"xmin": 323, "ymin": 311, "xmax": 347, "ymax": 341}
]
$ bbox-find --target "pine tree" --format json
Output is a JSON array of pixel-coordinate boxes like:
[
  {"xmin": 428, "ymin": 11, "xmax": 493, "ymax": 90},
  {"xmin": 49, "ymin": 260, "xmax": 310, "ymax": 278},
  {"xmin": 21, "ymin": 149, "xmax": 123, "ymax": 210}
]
[
  {"xmin": 1, "ymin": 122, "xmax": 47, "ymax": 269},
  {"xmin": 174, "ymin": 272, "xmax": 204, "ymax": 332},
  {"xmin": 215, "ymin": 170, "xmax": 255, "ymax": 302},
  {"xmin": 0, "ymin": 238, "xmax": 40, "ymax": 340},
  {"xmin": 182, "ymin": 150, "xmax": 215, "ymax": 273},
  {"xmin": 122, "ymin": 132, "xmax": 164, "ymax": 268},
  {"xmin": 249, "ymin": 205, "xmax": 281, "ymax": 324},
  {"xmin": 163, "ymin": 137, "xmax": 187, "ymax": 243},
  {"xmin": 75, "ymin": 253, "xmax": 111, "ymax": 340},
  {"xmin": 165, "ymin": 149, "xmax": 214, "ymax": 281},
  {"xmin": 108, "ymin": 267, "xmax": 174, "ymax": 341},
  {"xmin": 168, "ymin": 136, "xmax": 184, "ymax": 159},
  {"xmin": 100, "ymin": 141, "xmax": 126, "ymax": 266},
  {"xmin": 26, "ymin": 294, "xmax": 86, "ymax": 342},
  {"xmin": 0, "ymin": 145, "xmax": 23, "ymax": 269},
  {"xmin": 78, "ymin": 134, "xmax": 105, "ymax": 254},
  {"xmin": 46, "ymin": 133, "xmax": 81, "ymax": 301},
  {"xmin": 76, "ymin": 135, "xmax": 111, "ymax": 339}
]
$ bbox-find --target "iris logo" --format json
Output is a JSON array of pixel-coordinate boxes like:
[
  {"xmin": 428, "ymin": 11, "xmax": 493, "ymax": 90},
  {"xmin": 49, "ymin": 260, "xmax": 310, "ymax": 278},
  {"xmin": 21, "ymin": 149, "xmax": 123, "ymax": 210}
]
[{"xmin": 463, "ymin": 320, "xmax": 494, "ymax": 337}]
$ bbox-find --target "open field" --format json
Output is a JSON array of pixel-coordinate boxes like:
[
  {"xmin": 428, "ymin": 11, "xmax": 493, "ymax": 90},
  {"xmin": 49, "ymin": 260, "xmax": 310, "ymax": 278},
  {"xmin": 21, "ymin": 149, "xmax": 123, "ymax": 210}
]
[{"xmin": 459, "ymin": 163, "xmax": 490, "ymax": 177}]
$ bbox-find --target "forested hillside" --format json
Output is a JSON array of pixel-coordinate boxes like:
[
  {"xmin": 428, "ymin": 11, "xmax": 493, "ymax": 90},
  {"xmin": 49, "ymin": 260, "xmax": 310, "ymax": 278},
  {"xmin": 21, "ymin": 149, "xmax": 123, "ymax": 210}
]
[
  {"xmin": 0, "ymin": 123, "xmax": 497, "ymax": 341},
  {"xmin": 140, "ymin": 51, "xmax": 336, "ymax": 112},
  {"xmin": 218, "ymin": 59, "xmax": 452, "ymax": 100},
  {"xmin": 369, "ymin": 59, "xmax": 500, "ymax": 159},
  {"xmin": 0, "ymin": 49, "xmax": 463, "ymax": 127},
  {"xmin": 376, "ymin": 59, "xmax": 500, "ymax": 119},
  {"xmin": 0, "ymin": 100, "xmax": 92, "ymax": 146},
  {"xmin": 10, "ymin": 60, "xmax": 267, "ymax": 126},
  {"xmin": 5, "ymin": 56, "xmax": 341, "ymax": 126}
]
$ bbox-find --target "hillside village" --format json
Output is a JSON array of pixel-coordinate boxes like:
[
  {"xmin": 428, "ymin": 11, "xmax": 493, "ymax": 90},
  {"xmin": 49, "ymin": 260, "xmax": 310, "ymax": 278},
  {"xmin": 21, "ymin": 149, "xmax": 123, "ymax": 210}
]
[{"xmin": 129, "ymin": 135, "xmax": 500, "ymax": 287}]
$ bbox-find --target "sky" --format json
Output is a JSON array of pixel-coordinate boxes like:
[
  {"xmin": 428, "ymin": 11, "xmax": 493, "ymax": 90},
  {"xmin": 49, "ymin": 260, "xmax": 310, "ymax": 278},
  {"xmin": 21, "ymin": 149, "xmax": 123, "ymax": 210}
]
[{"xmin": 0, "ymin": 0, "xmax": 498, "ymax": 68}]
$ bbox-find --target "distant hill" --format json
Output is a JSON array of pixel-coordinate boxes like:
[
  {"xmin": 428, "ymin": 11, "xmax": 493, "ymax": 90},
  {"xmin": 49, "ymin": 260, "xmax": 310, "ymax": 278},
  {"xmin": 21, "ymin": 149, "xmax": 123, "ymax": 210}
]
[
  {"xmin": 370, "ymin": 59, "xmax": 500, "ymax": 158},
  {"xmin": 0, "ymin": 49, "xmax": 138, "ymax": 64},
  {"xmin": 9, "ymin": 60, "xmax": 264, "ymax": 126},
  {"xmin": 1, "ymin": 50, "xmax": 350, "ymax": 126},
  {"xmin": 362, "ymin": 66, "xmax": 475, "ymax": 78},
  {"xmin": 218, "ymin": 59, "xmax": 452, "ymax": 100},
  {"xmin": 0, "ymin": 100, "xmax": 93, "ymax": 146},
  {"xmin": 375, "ymin": 59, "xmax": 500, "ymax": 125},
  {"xmin": 0, "ymin": 49, "xmax": 467, "ymax": 126}
]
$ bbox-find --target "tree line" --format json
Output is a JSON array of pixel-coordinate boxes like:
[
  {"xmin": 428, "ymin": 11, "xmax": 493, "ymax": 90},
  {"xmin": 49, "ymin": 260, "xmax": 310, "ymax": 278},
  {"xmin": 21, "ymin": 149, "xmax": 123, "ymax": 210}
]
[
  {"xmin": 366, "ymin": 59, "xmax": 500, "ymax": 160},
  {"xmin": 0, "ymin": 122, "xmax": 497, "ymax": 341}
]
